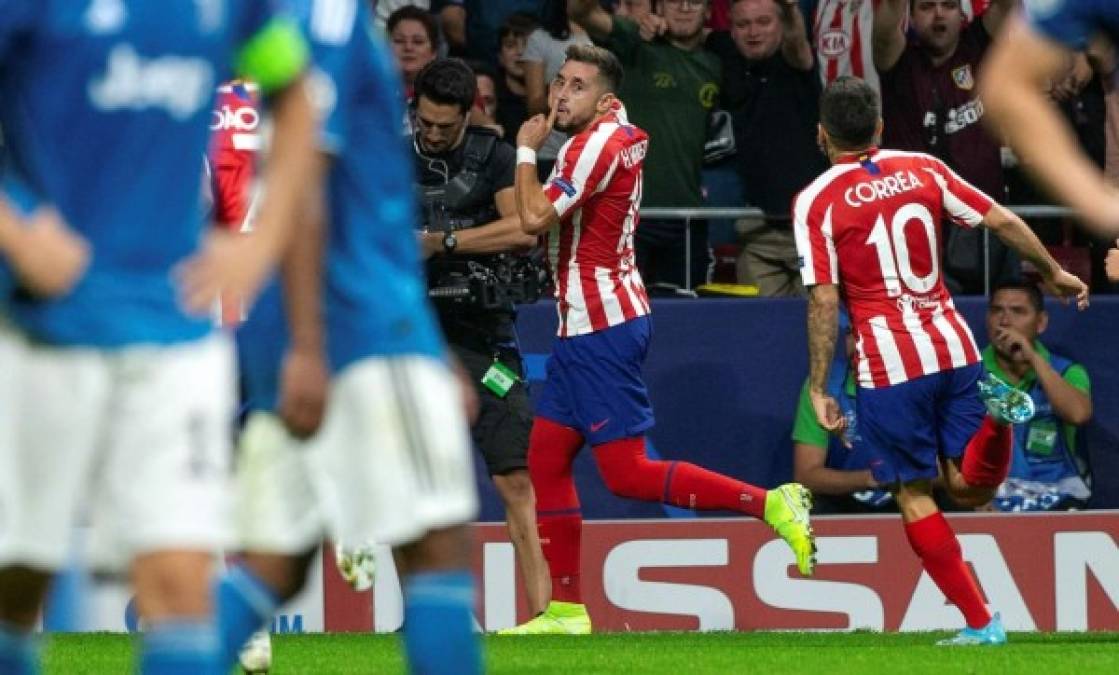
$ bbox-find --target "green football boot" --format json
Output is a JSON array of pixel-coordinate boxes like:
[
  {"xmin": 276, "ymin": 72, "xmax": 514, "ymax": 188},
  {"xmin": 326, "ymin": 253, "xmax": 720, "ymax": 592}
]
[{"xmin": 764, "ymin": 483, "xmax": 817, "ymax": 577}]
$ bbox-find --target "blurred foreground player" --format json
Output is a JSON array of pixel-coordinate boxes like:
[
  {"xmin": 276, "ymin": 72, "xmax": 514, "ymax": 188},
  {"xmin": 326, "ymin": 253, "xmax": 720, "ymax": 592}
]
[
  {"xmin": 795, "ymin": 77, "xmax": 1088, "ymax": 645},
  {"xmin": 505, "ymin": 44, "xmax": 817, "ymax": 635},
  {"xmin": 0, "ymin": 3, "xmax": 316, "ymax": 674},
  {"xmin": 980, "ymin": 0, "xmax": 1119, "ymax": 234},
  {"xmin": 213, "ymin": 2, "xmax": 482, "ymax": 674}
]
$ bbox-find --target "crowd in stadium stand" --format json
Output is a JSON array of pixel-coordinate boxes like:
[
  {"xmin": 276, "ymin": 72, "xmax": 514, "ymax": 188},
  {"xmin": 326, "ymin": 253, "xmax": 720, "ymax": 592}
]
[{"xmin": 375, "ymin": 0, "xmax": 1119, "ymax": 295}]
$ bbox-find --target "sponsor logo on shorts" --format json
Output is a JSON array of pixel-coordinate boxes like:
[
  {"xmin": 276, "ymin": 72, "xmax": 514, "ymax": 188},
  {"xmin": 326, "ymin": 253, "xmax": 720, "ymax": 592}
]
[{"xmin": 590, "ymin": 419, "xmax": 610, "ymax": 433}]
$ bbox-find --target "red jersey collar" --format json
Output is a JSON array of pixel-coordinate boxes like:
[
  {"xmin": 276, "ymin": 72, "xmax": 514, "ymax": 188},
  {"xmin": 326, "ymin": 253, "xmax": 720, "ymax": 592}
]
[{"xmin": 835, "ymin": 146, "xmax": 880, "ymax": 165}]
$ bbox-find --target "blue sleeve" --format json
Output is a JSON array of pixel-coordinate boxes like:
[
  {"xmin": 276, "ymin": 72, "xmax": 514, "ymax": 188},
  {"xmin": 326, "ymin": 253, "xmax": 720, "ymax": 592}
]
[
  {"xmin": 1024, "ymin": 0, "xmax": 1101, "ymax": 50},
  {"xmin": 308, "ymin": 43, "xmax": 350, "ymax": 154},
  {"xmin": 2, "ymin": 174, "xmax": 42, "ymax": 216},
  {"xmin": 233, "ymin": 0, "xmax": 280, "ymax": 45},
  {"xmin": 0, "ymin": 0, "xmax": 38, "ymax": 61}
]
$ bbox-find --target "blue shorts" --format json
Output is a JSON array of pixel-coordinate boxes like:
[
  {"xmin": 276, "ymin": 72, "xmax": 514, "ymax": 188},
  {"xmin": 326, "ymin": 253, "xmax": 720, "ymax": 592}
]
[
  {"xmin": 856, "ymin": 363, "xmax": 986, "ymax": 485},
  {"xmin": 535, "ymin": 316, "xmax": 655, "ymax": 445}
]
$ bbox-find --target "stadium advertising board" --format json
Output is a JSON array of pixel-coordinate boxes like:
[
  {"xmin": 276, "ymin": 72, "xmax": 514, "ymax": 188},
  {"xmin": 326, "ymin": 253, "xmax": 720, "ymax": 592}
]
[
  {"xmin": 324, "ymin": 513, "xmax": 1118, "ymax": 633},
  {"xmin": 68, "ymin": 513, "xmax": 1116, "ymax": 633}
]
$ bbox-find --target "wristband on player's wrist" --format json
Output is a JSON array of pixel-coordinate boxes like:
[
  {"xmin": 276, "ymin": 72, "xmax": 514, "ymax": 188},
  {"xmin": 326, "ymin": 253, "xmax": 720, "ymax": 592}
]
[{"xmin": 516, "ymin": 146, "xmax": 537, "ymax": 165}]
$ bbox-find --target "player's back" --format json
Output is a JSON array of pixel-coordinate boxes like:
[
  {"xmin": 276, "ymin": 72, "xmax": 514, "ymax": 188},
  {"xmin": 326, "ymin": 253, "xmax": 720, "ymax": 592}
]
[
  {"xmin": 794, "ymin": 149, "xmax": 992, "ymax": 388},
  {"xmin": 0, "ymin": 1, "xmax": 281, "ymax": 347},
  {"xmin": 283, "ymin": 0, "xmax": 444, "ymax": 373}
]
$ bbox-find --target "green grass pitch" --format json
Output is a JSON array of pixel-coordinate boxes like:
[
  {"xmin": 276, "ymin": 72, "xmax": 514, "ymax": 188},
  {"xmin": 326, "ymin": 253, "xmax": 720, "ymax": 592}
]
[{"xmin": 43, "ymin": 631, "xmax": 1119, "ymax": 674}]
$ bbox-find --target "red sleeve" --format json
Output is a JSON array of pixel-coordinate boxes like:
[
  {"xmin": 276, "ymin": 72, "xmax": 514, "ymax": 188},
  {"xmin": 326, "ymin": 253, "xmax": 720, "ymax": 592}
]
[
  {"xmin": 209, "ymin": 151, "xmax": 253, "ymax": 230},
  {"xmin": 925, "ymin": 157, "xmax": 995, "ymax": 228},
  {"xmin": 793, "ymin": 183, "xmax": 838, "ymax": 287}
]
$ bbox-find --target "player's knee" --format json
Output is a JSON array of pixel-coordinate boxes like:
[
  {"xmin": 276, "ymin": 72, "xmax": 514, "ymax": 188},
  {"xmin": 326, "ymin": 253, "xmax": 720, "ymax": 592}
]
[
  {"xmin": 948, "ymin": 486, "xmax": 995, "ymax": 509},
  {"xmin": 396, "ymin": 523, "xmax": 472, "ymax": 572},
  {"xmin": 134, "ymin": 563, "xmax": 212, "ymax": 619},
  {"xmin": 494, "ymin": 470, "xmax": 535, "ymax": 508},
  {"xmin": 241, "ymin": 551, "xmax": 314, "ymax": 601},
  {"xmin": 597, "ymin": 460, "xmax": 661, "ymax": 500},
  {"xmin": 528, "ymin": 445, "xmax": 567, "ymax": 483}
]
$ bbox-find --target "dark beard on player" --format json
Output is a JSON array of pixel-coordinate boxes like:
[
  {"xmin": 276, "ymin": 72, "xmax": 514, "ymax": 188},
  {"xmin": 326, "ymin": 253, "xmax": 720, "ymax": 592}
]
[{"xmin": 555, "ymin": 114, "xmax": 589, "ymax": 135}]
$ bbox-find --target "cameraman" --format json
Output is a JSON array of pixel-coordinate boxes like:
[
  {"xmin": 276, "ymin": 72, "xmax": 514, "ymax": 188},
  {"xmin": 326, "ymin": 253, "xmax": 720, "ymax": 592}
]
[{"xmin": 411, "ymin": 59, "xmax": 551, "ymax": 620}]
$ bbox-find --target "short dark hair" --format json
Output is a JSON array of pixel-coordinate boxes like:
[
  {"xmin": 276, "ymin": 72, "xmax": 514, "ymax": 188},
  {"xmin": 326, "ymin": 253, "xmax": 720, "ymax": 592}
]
[
  {"xmin": 466, "ymin": 59, "xmax": 497, "ymax": 85},
  {"xmin": 820, "ymin": 76, "xmax": 880, "ymax": 150},
  {"xmin": 990, "ymin": 281, "xmax": 1045, "ymax": 313},
  {"xmin": 564, "ymin": 44, "xmax": 624, "ymax": 93},
  {"xmin": 498, "ymin": 12, "xmax": 538, "ymax": 43},
  {"xmin": 414, "ymin": 58, "xmax": 477, "ymax": 113},
  {"xmin": 387, "ymin": 6, "xmax": 439, "ymax": 51}
]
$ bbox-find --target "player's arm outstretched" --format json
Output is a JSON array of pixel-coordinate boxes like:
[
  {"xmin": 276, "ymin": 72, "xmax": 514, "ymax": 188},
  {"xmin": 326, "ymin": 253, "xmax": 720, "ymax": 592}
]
[
  {"xmin": 983, "ymin": 204, "xmax": 1090, "ymax": 309},
  {"xmin": 806, "ymin": 283, "xmax": 849, "ymax": 441},
  {"xmin": 979, "ymin": 16, "xmax": 1119, "ymax": 235}
]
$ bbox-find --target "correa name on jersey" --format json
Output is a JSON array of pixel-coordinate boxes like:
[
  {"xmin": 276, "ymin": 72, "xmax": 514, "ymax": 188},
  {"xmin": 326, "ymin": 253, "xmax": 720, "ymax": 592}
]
[{"xmin": 794, "ymin": 149, "xmax": 992, "ymax": 389}]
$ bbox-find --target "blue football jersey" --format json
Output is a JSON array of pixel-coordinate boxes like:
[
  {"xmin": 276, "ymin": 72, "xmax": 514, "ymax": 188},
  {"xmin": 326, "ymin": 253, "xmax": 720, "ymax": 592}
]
[
  {"xmin": 238, "ymin": 0, "xmax": 443, "ymax": 411},
  {"xmin": 1025, "ymin": 0, "xmax": 1119, "ymax": 49},
  {"xmin": 0, "ymin": 0, "xmax": 301, "ymax": 347}
]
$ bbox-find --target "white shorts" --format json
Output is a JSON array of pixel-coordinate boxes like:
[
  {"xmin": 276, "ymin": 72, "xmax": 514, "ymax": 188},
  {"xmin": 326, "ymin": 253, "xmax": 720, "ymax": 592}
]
[
  {"xmin": 233, "ymin": 412, "xmax": 326, "ymax": 555},
  {"xmin": 309, "ymin": 355, "xmax": 479, "ymax": 547},
  {"xmin": 0, "ymin": 327, "xmax": 236, "ymax": 572}
]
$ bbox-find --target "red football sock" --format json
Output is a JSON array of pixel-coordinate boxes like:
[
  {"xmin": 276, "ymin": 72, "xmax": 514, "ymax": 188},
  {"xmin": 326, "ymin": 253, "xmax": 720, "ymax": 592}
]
[
  {"xmin": 961, "ymin": 415, "xmax": 1013, "ymax": 488},
  {"xmin": 904, "ymin": 512, "xmax": 991, "ymax": 629},
  {"xmin": 592, "ymin": 437, "xmax": 767, "ymax": 519},
  {"xmin": 528, "ymin": 417, "xmax": 585, "ymax": 604}
]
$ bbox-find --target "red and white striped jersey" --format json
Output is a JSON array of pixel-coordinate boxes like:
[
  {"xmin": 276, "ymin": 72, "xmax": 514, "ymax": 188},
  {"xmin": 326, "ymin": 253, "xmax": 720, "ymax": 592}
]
[
  {"xmin": 207, "ymin": 80, "xmax": 260, "ymax": 327},
  {"xmin": 793, "ymin": 148, "xmax": 995, "ymax": 388},
  {"xmin": 544, "ymin": 104, "xmax": 651, "ymax": 337},
  {"xmin": 815, "ymin": 0, "xmax": 881, "ymax": 94},
  {"xmin": 208, "ymin": 80, "xmax": 260, "ymax": 232},
  {"xmin": 812, "ymin": 0, "xmax": 987, "ymax": 94}
]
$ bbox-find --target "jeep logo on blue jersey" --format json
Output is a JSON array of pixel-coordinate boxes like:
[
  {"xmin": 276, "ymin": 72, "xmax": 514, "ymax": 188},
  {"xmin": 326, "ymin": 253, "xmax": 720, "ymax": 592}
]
[{"xmin": 88, "ymin": 44, "xmax": 214, "ymax": 120}]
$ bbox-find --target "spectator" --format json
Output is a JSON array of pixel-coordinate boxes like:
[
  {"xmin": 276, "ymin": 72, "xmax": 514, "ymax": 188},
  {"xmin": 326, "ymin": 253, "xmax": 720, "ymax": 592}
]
[
  {"xmin": 807, "ymin": 0, "xmax": 987, "ymax": 94},
  {"xmin": 494, "ymin": 13, "xmax": 538, "ymax": 145},
  {"xmin": 809, "ymin": 0, "xmax": 880, "ymax": 93},
  {"xmin": 708, "ymin": 0, "xmax": 732, "ymax": 30},
  {"xmin": 708, "ymin": 0, "xmax": 826, "ymax": 296},
  {"xmin": 570, "ymin": 0, "xmax": 721, "ymax": 290},
  {"xmin": 388, "ymin": 6, "xmax": 441, "ymax": 100},
  {"xmin": 792, "ymin": 314, "xmax": 893, "ymax": 513},
  {"xmin": 468, "ymin": 60, "xmax": 503, "ymax": 134},
  {"xmin": 982, "ymin": 282, "xmax": 1094, "ymax": 511},
  {"xmin": 873, "ymin": 0, "xmax": 1018, "ymax": 294},
  {"xmin": 374, "ymin": 1, "xmax": 468, "ymax": 55},
  {"xmin": 525, "ymin": 1, "xmax": 593, "ymax": 176},
  {"xmin": 464, "ymin": 0, "xmax": 542, "ymax": 64}
]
